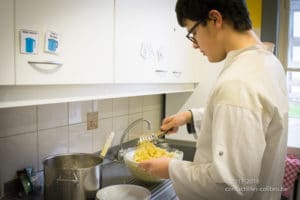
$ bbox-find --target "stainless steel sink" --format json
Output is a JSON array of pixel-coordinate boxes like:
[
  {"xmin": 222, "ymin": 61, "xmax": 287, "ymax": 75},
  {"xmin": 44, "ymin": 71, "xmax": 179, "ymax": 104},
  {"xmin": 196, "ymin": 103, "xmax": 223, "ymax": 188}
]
[
  {"xmin": 165, "ymin": 139, "xmax": 196, "ymax": 161},
  {"xmin": 100, "ymin": 161, "xmax": 178, "ymax": 200},
  {"xmin": 100, "ymin": 139, "xmax": 196, "ymax": 200}
]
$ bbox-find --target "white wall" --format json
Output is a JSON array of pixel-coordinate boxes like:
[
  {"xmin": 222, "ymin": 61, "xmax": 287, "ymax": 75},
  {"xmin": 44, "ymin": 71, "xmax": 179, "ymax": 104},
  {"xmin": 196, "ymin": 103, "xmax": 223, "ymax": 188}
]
[{"xmin": 0, "ymin": 95, "xmax": 163, "ymax": 197}]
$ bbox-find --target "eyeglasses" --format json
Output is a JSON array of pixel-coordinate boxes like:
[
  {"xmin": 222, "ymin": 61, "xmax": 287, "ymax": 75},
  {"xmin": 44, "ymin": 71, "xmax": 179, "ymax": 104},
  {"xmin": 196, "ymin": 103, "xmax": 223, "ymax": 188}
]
[{"xmin": 186, "ymin": 21, "xmax": 202, "ymax": 43}]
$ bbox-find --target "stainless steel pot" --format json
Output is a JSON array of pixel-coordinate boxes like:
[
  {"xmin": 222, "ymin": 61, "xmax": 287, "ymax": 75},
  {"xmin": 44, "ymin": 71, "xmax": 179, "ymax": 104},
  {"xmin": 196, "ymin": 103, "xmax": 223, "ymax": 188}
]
[{"xmin": 43, "ymin": 153, "xmax": 103, "ymax": 200}]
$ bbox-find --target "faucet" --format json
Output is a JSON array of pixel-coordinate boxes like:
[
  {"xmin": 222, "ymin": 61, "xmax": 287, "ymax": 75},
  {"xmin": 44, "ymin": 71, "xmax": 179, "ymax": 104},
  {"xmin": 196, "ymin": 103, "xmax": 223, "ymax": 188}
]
[{"xmin": 118, "ymin": 118, "xmax": 152, "ymax": 160}]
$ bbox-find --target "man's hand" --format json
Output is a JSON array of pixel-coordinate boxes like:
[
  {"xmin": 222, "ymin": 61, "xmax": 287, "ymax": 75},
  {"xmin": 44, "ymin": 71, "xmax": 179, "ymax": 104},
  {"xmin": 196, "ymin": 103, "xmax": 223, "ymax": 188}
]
[
  {"xmin": 138, "ymin": 157, "xmax": 171, "ymax": 179},
  {"xmin": 160, "ymin": 111, "xmax": 192, "ymax": 133}
]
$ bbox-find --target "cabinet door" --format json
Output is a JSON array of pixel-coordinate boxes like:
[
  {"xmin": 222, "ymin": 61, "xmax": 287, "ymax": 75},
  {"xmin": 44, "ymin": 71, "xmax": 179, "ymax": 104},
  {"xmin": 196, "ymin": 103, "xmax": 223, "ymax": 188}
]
[
  {"xmin": 168, "ymin": 0, "xmax": 202, "ymax": 83},
  {"xmin": 15, "ymin": 0, "xmax": 114, "ymax": 84},
  {"xmin": 115, "ymin": 0, "xmax": 172, "ymax": 83},
  {"xmin": 0, "ymin": 0, "xmax": 14, "ymax": 85}
]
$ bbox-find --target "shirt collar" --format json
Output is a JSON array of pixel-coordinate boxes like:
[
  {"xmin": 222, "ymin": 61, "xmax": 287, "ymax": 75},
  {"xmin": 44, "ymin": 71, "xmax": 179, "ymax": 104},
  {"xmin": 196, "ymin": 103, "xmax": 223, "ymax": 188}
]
[{"xmin": 218, "ymin": 45, "xmax": 265, "ymax": 77}]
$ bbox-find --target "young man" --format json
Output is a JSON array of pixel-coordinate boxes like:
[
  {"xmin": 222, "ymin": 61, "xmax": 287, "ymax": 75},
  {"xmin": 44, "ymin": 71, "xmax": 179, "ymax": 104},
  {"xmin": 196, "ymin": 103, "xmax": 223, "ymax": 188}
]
[{"xmin": 139, "ymin": 0, "xmax": 288, "ymax": 199}]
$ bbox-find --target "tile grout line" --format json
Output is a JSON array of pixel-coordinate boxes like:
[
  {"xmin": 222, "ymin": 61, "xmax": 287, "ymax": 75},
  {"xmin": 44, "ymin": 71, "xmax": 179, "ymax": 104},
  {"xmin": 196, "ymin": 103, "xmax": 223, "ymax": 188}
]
[
  {"xmin": 0, "ymin": 130, "xmax": 39, "ymax": 139},
  {"xmin": 67, "ymin": 102, "xmax": 70, "ymax": 153},
  {"xmin": 92, "ymin": 100, "xmax": 96, "ymax": 152},
  {"xmin": 36, "ymin": 105, "xmax": 39, "ymax": 171},
  {"xmin": 126, "ymin": 97, "xmax": 129, "ymax": 141}
]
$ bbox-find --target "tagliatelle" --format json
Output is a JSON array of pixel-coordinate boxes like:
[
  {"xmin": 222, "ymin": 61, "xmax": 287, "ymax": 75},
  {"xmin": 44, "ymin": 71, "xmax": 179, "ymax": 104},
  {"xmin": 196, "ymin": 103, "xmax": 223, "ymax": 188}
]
[{"xmin": 134, "ymin": 141, "xmax": 174, "ymax": 162}]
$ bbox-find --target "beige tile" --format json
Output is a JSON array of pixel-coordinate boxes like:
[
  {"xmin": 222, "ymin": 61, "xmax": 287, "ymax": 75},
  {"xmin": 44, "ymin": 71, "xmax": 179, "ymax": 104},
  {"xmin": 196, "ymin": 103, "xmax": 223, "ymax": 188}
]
[
  {"xmin": 113, "ymin": 97, "xmax": 128, "ymax": 117},
  {"xmin": 143, "ymin": 95, "xmax": 162, "ymax": 111},
  {"xmin": 38, "ymin": 127, "xmax": 68, "ymax": 170},
  {"xmin": 37, "ymin": 103, "xmax": 68, "ymax": 130},
  {"xmin": 93, "ymin": 118, "xmax": 113, "ymax": 152},
  {"xmin": 0, "ymin": 106, "xmax": 36, "ymax": 137},
  {"xmin": 94, "ymin": 99, "xmax": 113, "ymax": 119},
  {"xmin": 112, "ymin": 115, "xmax": 128, "ymax": 146},
  {"xmin": 69, "ymin": 123, "xmax": 93, "ymax": 153},
  {"xmin": 129, "ymin": 96, "xmax": 143, "ymax": 114},
  {"xmin": 69, "ymin": 101, "xmax": 93, "ymax": 124},
  {"xmin": 0, "ymin": 132, "xmax": 37, "ymax": 185},
  {"xmin": 128, "ymin": 113, "xmax": 143, "ymax": 140}
]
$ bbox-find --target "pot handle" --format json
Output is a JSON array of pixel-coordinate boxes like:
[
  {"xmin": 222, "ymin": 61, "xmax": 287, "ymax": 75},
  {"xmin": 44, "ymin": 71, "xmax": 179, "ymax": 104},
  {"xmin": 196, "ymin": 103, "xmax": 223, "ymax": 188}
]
[{"xmin": 56, "ymin": 173, "xmax": 79, "ymax": 184}]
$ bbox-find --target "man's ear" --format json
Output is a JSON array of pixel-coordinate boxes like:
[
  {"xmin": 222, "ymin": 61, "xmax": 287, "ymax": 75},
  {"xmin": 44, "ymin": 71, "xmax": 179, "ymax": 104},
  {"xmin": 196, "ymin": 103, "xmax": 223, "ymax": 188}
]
[{"xmin": 208, "ymin": 10, "xmax": 223, "ymax": 27}]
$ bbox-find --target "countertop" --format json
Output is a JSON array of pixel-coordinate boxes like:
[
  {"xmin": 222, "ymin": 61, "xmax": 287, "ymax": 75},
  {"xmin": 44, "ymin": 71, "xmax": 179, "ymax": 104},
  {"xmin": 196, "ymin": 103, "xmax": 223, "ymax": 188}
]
[
  {"xmin": 1, "ymin": 139, "xmax": 195, "ymax": 200},
  {"xmin": 1, "ymin": 159, "xmax": 178, "ymax": 200}
]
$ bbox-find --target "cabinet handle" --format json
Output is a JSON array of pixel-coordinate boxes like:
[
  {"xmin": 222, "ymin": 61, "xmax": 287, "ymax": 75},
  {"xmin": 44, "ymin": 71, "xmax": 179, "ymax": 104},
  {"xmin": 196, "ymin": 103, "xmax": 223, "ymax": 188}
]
[
  {"xmin": 28, "ymin": 61, "xmax": 63, "ymax": 66},
  {"xmin": 155, "ymin": 69, "xmax": 168, "ymax": 73},
  {"xmin": 172, "ymin": 71, "xmax": 182, "ymax": 74},
  {"xmin": 172, "ymin": 71, "xmax": 182, "ymax": 77}
]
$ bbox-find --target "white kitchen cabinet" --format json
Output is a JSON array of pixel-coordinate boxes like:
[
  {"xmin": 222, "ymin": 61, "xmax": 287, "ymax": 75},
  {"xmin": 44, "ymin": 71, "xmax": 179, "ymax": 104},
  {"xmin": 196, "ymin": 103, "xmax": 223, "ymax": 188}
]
[
  {"xmin": 115, "ymin": 0, "xmax": 200, "ymax": 83},
  {"xmin": 0, "ymin": 0, "xmax": 14, "ymax": 85},
  {"xmin": 14, "ymin": 0, "xmax": 114, "ymax": 84},
  {"xmin": 168, "ymin": 0, "xmax": 202, "ymax": 83},
  {"xmin": 115, "ymin": 0, "xmax": 173, "ymax": 83}
]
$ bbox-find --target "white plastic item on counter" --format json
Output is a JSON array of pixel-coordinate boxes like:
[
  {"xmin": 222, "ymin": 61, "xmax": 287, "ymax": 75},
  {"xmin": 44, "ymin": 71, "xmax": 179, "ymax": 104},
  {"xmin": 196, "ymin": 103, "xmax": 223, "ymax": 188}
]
[{"xmin": 96, "ymin": 184, "xmax": 151, "ymax": 200}]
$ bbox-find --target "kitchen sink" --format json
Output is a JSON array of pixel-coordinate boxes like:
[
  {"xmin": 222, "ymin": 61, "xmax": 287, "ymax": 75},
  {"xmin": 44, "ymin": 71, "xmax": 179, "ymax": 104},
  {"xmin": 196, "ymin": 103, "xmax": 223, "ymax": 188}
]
[
  {"xmin": 100, "ymin": 160, "xmax": 178, "ymax": 200},
  {"xmin": 102, "ymin": 138, "xmax": 196, "ymax": 187},
  {"xmin": 166, "ymin": 139, "xmax": 196, "ymax": 161},
  {"xmin": 99, "ymin": 139, "xmax": 196, "ymax": 200}
]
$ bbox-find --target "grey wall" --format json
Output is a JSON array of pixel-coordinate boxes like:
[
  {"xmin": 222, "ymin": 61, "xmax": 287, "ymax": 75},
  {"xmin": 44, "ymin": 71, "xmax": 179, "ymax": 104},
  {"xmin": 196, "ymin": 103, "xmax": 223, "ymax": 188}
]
[{"xmin": 260, "ymin": 0, "xmax": 280, "ymax": 55}]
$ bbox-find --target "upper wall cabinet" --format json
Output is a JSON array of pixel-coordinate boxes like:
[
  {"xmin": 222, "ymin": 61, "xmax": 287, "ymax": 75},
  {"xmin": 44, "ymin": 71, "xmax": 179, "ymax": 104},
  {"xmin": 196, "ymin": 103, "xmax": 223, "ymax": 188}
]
[
  {"xmin": 168, "ymin": 0, "xmax": 203, "ymax": 83},
  {"xmin": 0, "ymin": 0, "xmax": 14, "ymax": 85},
  {"xmin": 14, "ymin": 0, "xmax": 114, "ymax": 85},
  {"xmin": 115, "ymin": 0, "xmax": 201, "ymax": 83},
  {"xmin": 115, "ymin": 0, "xmax": 173, "ymax": 83}
]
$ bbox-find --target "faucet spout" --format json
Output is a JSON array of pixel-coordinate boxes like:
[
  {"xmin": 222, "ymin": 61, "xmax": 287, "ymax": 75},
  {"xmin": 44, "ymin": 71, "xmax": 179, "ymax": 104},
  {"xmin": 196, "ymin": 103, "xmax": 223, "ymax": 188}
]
[{"xmin": 118, "ymin": 118, "xmax": 152, "ymax": 160}]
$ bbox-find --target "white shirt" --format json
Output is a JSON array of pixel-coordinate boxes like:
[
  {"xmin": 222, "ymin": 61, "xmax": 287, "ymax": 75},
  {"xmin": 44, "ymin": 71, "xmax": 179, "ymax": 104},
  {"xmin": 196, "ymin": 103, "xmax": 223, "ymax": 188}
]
[{"xmin": 169, "ymin": 46, "xmax": 288, "ymax": 200}]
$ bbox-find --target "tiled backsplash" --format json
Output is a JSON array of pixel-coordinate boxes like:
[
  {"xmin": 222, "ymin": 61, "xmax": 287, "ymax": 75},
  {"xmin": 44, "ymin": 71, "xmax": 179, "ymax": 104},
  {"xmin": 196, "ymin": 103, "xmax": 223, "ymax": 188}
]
[{"xmin": 0, "ymin": 95, "xmax": 163, "ymax": 197}]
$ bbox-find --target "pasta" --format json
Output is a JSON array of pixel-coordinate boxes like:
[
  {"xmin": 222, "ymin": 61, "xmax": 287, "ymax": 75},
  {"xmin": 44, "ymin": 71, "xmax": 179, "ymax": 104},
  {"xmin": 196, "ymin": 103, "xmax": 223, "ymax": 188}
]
[{"xmin": 133, "ymin": 141, "xmax": 174, "ymax": 162}]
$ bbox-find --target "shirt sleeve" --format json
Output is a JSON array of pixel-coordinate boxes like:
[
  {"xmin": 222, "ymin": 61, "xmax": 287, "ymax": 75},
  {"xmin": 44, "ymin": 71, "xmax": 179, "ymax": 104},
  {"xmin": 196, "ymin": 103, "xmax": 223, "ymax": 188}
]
[
  {"xmin": 169, "ymin": 104, "xmax": 266, "ymax": 200},
  {"xmin": 187, "ymin": 108, "xmax": 205, "ymax": 135}
]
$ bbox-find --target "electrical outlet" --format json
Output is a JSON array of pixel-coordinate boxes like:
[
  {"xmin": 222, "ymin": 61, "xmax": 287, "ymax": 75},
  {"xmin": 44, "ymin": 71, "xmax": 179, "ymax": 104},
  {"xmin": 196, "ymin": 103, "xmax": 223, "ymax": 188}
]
[{"xmin": 87, "ymin": 112, "xmax": 98, "ymax": 130}]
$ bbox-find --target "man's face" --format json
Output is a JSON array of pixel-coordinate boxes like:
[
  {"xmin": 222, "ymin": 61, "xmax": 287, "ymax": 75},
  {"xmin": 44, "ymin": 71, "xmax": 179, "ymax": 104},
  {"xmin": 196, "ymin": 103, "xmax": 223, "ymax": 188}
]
[{"xmin": 184, "ymin": 19, "xmax": 226, "ymax": 63}]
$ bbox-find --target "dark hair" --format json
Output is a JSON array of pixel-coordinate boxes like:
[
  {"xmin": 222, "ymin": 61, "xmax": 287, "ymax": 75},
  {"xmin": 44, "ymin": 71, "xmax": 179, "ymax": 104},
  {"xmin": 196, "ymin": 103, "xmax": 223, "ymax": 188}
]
[{"xmin": 175, "ymin": 0, "xmax": 252, "ymax": 31}]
